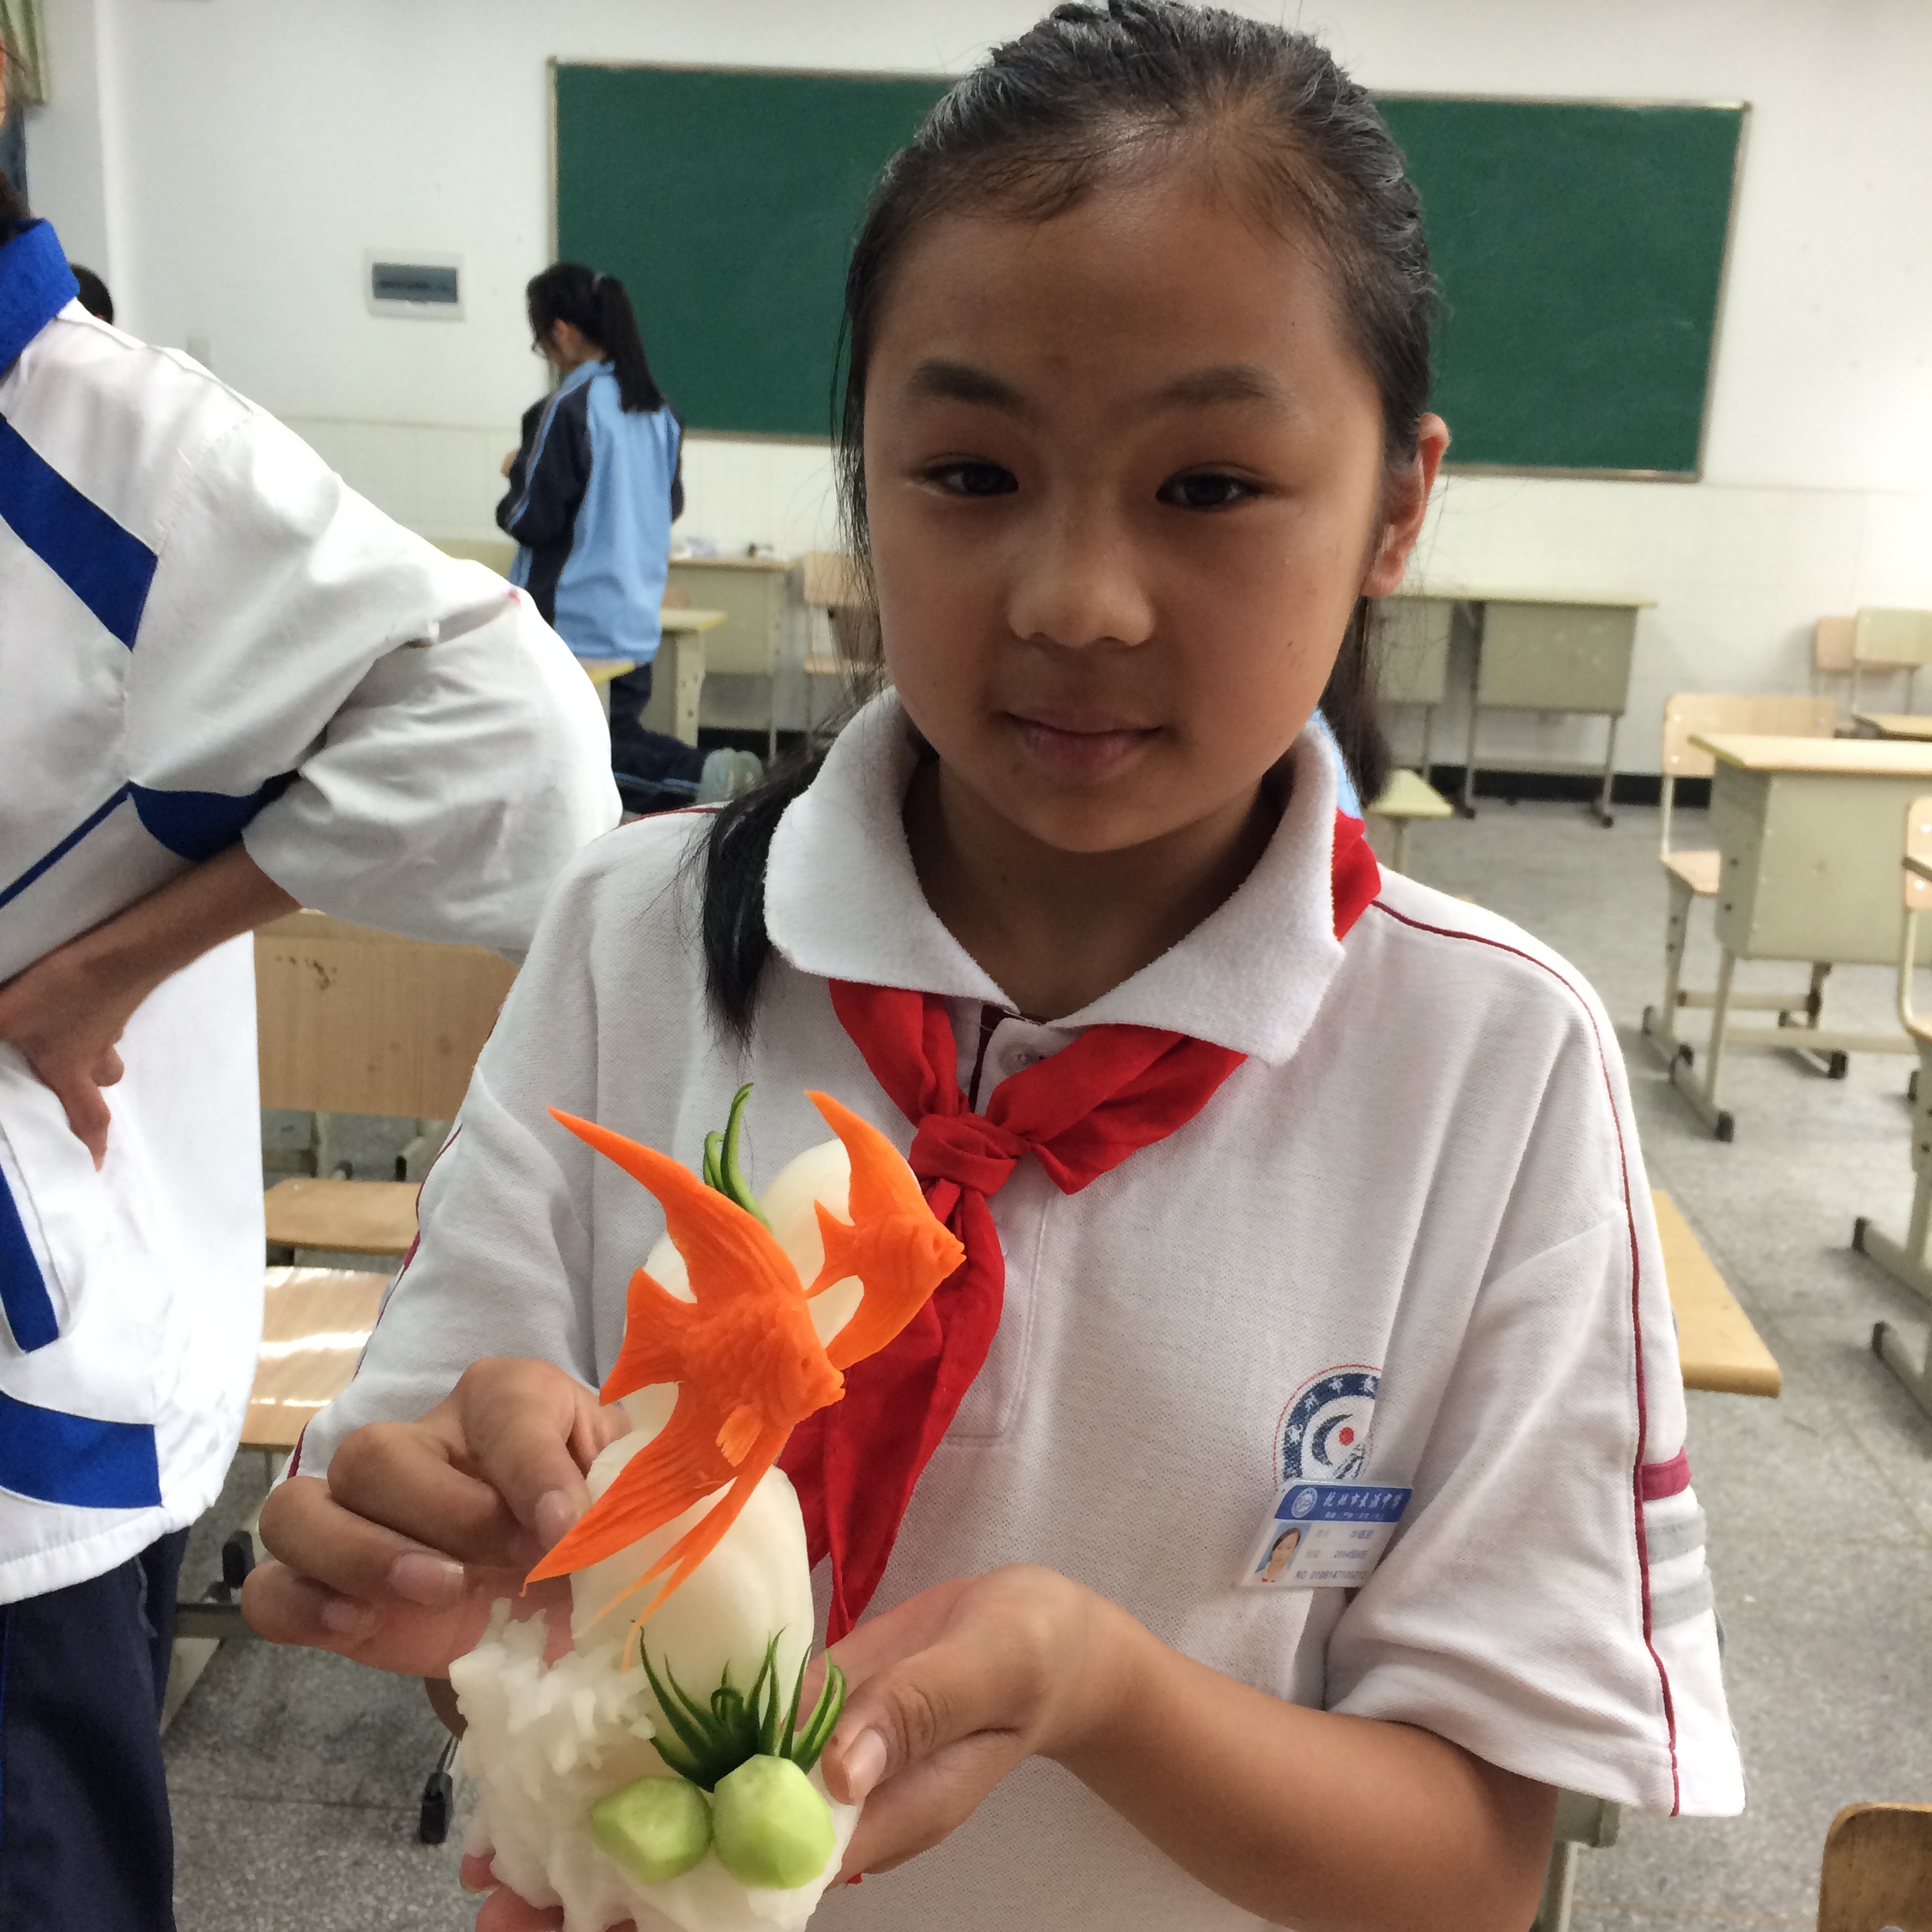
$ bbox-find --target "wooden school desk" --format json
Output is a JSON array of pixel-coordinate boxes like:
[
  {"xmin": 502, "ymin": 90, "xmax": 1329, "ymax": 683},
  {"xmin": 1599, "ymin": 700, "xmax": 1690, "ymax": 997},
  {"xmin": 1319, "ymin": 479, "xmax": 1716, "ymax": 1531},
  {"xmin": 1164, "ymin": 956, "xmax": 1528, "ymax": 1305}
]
[
  {"xmin": 579, "ymin": 607, "xmax": 727, "ymax": 744},
  {"xmin": 665, "ymin": 554, "xmax": 795, "ymax": 751},
  {"xmin": 1853, "ymin": 713, "xmax": 1932, "ymax": 742},
  {"xmin": 1667, "ymin": 733, "xmax": 1932, "ymax": 1139},
  {"xmin": 1392, "ymin": 587, "xmax": 1653, "ymax": 826}
]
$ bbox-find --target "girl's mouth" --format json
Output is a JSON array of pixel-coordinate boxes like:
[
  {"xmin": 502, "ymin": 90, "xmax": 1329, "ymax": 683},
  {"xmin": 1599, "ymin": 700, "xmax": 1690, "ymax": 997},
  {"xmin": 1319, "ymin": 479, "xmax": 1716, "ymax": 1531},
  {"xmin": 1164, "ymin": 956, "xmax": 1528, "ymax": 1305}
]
[{"xmin": 1007, "ymin": 713, "xmax": 1161, "ymax": 773}]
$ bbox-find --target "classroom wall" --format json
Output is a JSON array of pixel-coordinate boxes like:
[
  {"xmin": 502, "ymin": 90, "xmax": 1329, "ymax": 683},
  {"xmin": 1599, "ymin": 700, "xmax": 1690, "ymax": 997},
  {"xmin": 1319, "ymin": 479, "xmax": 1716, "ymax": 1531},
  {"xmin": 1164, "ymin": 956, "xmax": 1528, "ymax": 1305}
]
[{"xmin": 22, "ymin": 0, "xmax": 1932, "ymax": 770}]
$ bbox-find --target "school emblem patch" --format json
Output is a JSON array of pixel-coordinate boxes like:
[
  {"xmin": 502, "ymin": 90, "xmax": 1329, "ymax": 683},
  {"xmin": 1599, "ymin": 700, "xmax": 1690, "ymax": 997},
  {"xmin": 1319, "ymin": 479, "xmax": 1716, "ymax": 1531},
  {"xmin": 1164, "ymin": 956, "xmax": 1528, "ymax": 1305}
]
[{"xmin": 1278, "ymin": 1365, "xmax": 1380, "ymax": 1484}]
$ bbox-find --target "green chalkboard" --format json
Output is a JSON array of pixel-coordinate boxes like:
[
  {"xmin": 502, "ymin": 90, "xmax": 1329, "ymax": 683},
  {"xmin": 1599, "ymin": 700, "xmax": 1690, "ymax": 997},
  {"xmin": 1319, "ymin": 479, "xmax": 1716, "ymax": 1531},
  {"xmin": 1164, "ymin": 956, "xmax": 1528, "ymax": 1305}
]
[
  {"xmin": 1377, "ymin": 98, "xmax": 1744, "ymax": 474},
  {"xmin": 554, "ymin": 66, "xmax": 1744, "ymax": 474},
  {"xmin": 555, "ymin": 65, "xmax": 948, "ymax": 440}
]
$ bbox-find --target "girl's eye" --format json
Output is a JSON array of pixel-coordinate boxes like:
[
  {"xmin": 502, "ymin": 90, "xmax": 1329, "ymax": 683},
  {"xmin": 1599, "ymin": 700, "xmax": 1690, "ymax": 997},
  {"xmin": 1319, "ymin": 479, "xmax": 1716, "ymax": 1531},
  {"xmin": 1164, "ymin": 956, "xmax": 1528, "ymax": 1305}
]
[
  {"xmin": 1158, "ymin": 470, "xmax": 1259, "ymax": 511},
  {"xmin": 927, "ymin": 460, "xmax": 1017, "ymax": 498}
]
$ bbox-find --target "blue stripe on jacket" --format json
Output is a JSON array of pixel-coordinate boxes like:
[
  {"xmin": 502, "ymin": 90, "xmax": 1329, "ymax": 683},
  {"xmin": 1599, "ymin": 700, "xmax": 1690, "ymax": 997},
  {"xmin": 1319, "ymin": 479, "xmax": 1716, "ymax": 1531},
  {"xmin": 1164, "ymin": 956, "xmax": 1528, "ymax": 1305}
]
[
  {"xmin": 0, "ymin": 1387, "xmax": 160, "ymax": 1511},
  {"xmin": 0, "ymin": 415, "xmax": 157, "ymax": 648},
  {"xmin": 0, "ymin": 1170, "xmax": 59, "ymax": 1355}
]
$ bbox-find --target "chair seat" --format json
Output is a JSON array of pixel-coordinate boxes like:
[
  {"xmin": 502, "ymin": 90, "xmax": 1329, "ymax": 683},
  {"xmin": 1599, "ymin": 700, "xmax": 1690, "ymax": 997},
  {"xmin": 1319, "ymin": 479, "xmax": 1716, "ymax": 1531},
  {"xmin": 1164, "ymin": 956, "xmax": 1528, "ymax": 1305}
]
[
  {"xmin": 243, "ymin": 1266, "xmax": 390, "ymax": 1451},
  {"xmin": 264, "ymin": 1177, "xmax": 417, "ymax": 1256},
  {"xmin": 1368, "ymin": 768, "xmax": 1453, "ymax": 822},
  {"xmin": 1661, "ymin": 847, "xmax": 1722, "ymax": 897},
  {"xmin": 1653, "ymin": 1189, "xmax": 1780, "ymax": 1397}
]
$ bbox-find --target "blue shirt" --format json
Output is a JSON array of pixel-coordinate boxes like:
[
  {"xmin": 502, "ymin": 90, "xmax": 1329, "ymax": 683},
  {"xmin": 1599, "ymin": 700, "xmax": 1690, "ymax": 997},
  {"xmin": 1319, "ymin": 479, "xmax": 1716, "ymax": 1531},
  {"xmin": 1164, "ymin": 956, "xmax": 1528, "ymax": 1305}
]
[{"xmin": 499, "ymin": 361, "xmax": 681, "ymax": 662}]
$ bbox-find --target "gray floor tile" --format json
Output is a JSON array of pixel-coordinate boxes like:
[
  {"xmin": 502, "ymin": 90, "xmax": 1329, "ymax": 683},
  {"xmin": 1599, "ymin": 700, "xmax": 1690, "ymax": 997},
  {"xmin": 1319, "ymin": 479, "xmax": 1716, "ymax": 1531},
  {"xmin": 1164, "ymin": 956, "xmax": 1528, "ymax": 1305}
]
[
  {"xmin": 165, "ymin": 1638, "xmax": 451, "ymax": 1810},
  {"xmin": 171, "ymin": 1790, "xmax": 473, "ymax": 1932}
]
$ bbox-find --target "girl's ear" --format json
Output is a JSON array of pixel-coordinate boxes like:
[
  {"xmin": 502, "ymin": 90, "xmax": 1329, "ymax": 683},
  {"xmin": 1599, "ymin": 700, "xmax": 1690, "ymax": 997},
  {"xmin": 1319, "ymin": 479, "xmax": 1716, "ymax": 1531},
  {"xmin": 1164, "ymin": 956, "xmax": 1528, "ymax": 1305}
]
[{"xmin": 1361, "ymin": 413, "xmax": 1449, "ymax": 597}]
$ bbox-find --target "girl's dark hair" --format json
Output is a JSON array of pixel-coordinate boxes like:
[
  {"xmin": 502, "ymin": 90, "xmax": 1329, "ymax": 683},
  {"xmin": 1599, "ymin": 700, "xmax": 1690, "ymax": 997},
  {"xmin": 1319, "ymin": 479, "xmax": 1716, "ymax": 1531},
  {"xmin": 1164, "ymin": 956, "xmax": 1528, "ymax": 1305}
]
[
  {"xmin": 704, "ymin": 0, "xmax": 1436, "ymax": 1035},
  {"xmin": 526, "ymin": 261, "xmax": 666, "ymax": 414}
]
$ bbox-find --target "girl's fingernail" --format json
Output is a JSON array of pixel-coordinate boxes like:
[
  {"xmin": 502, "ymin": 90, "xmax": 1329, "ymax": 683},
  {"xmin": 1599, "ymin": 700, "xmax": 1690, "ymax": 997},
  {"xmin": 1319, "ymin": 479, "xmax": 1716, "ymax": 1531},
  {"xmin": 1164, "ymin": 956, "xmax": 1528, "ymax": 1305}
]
[
  {"xmin": 534, "ymin": 1489, "xmax": 580, "ymax": 1550},
  {"xmin": 388, "ymin": 1550, "xmax": 466, "ymax": 1606},
  {"xmin": 320, "ymin": 1593, "xmax": 377, "ymax": 1637},
  {"xmin": 843, "ymin": 1729, "xmax": 887, "ymax": 1802}
]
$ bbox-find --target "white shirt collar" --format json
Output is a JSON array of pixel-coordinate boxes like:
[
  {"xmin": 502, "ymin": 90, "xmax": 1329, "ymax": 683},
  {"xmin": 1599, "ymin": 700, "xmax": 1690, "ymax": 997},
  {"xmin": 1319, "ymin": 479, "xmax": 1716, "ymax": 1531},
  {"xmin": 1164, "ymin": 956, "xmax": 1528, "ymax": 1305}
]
[{"xmin": 764, "ymin": 692, "xmax": 1357, "ymax": 1066}]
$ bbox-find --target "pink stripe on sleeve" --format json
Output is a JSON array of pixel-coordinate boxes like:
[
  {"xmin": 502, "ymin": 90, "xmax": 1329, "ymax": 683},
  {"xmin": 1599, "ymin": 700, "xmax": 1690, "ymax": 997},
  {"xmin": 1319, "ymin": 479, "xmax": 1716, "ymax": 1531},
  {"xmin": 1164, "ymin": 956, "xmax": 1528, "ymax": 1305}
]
[{"xmin": 1640, "ymin": 1449, "xmax": 1692, "ymax": 1502}]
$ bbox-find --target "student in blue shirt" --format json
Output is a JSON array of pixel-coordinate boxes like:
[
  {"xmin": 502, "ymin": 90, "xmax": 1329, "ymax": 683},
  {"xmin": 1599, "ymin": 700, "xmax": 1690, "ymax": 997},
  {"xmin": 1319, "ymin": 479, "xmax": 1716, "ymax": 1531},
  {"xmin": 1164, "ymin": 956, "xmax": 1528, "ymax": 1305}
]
[{"xmin": 499, "ymin": 264, "xmax": 759, "ymax": 810}]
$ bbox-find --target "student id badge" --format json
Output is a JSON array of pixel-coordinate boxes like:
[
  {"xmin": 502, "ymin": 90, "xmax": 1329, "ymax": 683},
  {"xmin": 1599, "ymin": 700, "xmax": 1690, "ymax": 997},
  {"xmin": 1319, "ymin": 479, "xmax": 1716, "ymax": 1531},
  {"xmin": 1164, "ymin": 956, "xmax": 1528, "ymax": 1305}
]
[{"xmin": 1239, "ymin": 1481, "xmax": 1412, "ymax": 1590}]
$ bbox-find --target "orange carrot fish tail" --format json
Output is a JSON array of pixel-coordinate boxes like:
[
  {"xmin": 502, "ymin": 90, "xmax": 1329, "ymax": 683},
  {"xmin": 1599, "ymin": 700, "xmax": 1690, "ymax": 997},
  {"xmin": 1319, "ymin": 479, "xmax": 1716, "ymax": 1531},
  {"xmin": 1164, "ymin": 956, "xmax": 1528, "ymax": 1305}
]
[{"xmin": 601, "ymin": 1266, "xmax": 698, "ymax": 1403}]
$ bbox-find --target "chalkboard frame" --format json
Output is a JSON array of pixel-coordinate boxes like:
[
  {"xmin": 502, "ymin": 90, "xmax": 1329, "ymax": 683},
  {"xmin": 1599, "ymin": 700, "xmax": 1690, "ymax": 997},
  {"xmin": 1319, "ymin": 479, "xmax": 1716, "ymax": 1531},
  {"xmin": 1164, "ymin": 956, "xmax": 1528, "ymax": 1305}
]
[{"xmin": 548, "ymin": 61, "xmax": 1750, "ymax": 480}]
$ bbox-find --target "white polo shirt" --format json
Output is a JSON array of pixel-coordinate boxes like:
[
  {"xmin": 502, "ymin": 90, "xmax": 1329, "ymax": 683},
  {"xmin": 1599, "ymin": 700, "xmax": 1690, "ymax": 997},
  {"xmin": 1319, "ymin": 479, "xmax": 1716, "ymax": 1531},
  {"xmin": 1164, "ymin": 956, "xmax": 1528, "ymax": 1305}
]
[{"xmin": 306, "ymin": 693, "xmax": 1743, "ymax": 1929}]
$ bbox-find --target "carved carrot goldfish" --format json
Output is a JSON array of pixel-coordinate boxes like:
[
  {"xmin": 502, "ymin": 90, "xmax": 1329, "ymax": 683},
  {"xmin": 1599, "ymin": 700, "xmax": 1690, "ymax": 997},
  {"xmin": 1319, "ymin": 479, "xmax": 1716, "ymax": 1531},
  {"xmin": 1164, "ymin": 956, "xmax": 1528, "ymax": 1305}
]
[{"xmin": 529, "ymin": 1088, "xmax": 963, "ymax": 1630}]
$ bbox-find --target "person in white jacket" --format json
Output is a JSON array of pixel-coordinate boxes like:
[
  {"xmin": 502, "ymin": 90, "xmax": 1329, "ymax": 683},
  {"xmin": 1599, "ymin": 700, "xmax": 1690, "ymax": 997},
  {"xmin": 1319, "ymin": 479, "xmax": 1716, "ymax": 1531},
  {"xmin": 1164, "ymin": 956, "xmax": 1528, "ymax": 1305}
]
[{"xmin": 0, "ymin": 54, "xmax": 618, "ymax": 1928}]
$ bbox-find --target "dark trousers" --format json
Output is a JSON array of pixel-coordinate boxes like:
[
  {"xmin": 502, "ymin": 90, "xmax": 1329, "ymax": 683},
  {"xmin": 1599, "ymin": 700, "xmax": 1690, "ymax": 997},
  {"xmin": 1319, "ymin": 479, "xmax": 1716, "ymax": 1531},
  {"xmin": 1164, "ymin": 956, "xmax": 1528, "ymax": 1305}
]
[
  {"xmin": 608, "ymin": 661, "xmax": 708, "ymax": 812},
  {"xmin": 0, "ymin": 1529, "xmax": 189, "ymax": 1932}
]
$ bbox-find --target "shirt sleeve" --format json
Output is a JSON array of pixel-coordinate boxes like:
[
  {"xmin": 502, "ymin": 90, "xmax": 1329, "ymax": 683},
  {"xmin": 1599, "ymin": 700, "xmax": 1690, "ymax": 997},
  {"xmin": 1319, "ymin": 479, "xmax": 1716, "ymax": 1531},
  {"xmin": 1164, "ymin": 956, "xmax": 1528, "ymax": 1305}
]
[
  {"xmin": 496, "ymin": 387, "xmax": 590, "ymax": 550},
  {"xmin": 1324, "ymin": 990, "xmax": 1743, "ymax": 1818},
  {"xmin": 122, "ymin": 400, "xmax": 619, "ymax": 954}
]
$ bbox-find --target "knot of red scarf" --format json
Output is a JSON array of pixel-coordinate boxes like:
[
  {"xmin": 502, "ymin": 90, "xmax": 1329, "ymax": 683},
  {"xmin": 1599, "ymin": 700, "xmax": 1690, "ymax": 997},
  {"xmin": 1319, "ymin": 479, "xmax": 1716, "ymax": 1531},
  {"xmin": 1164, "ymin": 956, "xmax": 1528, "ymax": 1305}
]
[
  {"xmin": 908, "ymin": 1113, "xmax": 1029, "ymax": 1200},
  {"xmin": 778, "ymin": 806, "xmax": 1380, "ymax": 1638}
]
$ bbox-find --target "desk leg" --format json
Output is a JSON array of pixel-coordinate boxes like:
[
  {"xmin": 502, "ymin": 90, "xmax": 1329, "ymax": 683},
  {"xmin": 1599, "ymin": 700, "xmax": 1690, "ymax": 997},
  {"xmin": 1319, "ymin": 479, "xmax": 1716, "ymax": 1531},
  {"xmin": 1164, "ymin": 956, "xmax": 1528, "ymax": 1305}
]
[
  {"xmin": 1871, "ymin": 1319, "xmax": 1932, "ymax": 1420},
  {"xmin": 1461, "ymin": 700, "xmax": 1481, "ymax": 818},
  {"xmin": 1532, "ymin": 1842, "xmax": 1578, "ymax": 1932},
  {"xmin": 1595, "ymin": 715, "xmax": 1619, "ymax": 828},
  {"xmin": 1670, "ymin": 945, "xmax": 1738, "ymax": 1140},
  {"xmin": 1420, "ymin": 706, "xmax": 1436, "ymax": 782},
  {"xmin": 1642, "ymin": 874, "xmax": 1695, "ymax": 1064},
  {"xmin": 1390, "ymin": 819, "xmax": 1412, "ymax": 876},
  {"xmin": 673, "ymin": 636, "xmax": 706, "ymax": 747},
  {"xmin": 1853, "ymin": 1045, "xmax": 1932, "ymax": 1306}
]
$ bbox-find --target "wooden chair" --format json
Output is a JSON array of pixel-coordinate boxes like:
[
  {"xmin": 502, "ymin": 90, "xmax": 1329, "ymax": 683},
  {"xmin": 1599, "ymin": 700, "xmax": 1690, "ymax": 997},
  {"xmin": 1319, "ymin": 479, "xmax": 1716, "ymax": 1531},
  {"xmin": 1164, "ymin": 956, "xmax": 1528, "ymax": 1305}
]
[
  {"xmin": 1855, "ymin": 793, "xmax": 1932, "ymax": 1402},
  {"xmin": 1852, "ymin": 608, "xmax": 1932, "ymax": 717},
  {"xmin": 1817, "ymin": 1803, "xmax": 1932, "ymax": 1932},
  {"xmin": 1640, "ymin": 694, "xmax": 1839, "ymax": 1071},
  {"xmin": 1365, "ymin": 768, "xmax": 1453, "ymax": 876},
  {"xmin": 257, "ymin": 911, "xmax": 516, "ymax": 1260}
]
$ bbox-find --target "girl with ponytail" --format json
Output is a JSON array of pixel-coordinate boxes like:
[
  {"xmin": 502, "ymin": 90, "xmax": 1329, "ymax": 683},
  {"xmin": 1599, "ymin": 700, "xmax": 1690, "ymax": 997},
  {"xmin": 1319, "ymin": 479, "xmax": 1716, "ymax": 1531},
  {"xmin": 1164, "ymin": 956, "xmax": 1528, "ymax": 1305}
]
[
  {"xmin": 500, "ymin": 263, "xmax": 747, "ymax": 807},
  {"xmin": 266, "ymin": 7, "xmax": 1740, "ymax": 1925}
]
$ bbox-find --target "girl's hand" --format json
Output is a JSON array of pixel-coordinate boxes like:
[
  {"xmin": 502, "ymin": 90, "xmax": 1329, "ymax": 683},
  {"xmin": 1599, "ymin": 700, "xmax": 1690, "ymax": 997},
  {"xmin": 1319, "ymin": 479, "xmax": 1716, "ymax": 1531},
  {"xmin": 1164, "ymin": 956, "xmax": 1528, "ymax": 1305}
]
[
  {"xmin": 818, "ymin": 1565, "xmax": 1132, "ymax": 1879},
  {"xmin": 242, "ymin": 1357, "xmax": 624, "ymax": 1676}
]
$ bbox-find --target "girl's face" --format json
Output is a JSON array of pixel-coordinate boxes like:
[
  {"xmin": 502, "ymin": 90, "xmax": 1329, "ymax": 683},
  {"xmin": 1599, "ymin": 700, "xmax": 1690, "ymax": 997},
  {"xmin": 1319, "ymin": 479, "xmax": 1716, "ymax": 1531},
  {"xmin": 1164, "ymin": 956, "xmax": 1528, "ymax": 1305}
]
[{"xmin": 864, "ymin": 163, "xmax": 1446, "ymax": 857}]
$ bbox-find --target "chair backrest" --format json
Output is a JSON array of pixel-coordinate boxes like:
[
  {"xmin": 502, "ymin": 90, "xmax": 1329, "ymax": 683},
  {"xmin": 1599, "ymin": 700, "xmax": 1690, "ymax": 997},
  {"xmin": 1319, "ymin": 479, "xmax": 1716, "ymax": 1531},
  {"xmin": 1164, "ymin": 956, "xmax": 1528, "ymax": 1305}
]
[
  {"xmin": 1817, "ymin": 1803, "xmax": 1932, "ymax": 1932},
  {"xmin": 256, "ymin": 912, "xmax": 517, "ymax": 1119},
  {"xmin": 1814, "ymin": 616, "xmax": 1857, "ymax": 675},
  {"xmin": 1661, "ymin": 693, "xmax": 1839, "ymax": 781},
  {"xmin": 1855, "ymin": 608, "xmax": 1932, "ymax": 670},
  {"xmin": 799, "ymin": 551, "xmax": 867, "ymax": 611}
]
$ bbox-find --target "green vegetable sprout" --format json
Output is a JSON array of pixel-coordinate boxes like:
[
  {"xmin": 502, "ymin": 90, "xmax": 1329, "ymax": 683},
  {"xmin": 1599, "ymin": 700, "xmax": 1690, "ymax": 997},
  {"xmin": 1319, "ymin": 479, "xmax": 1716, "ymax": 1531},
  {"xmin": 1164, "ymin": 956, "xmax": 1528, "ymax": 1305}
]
[
  {"xmin": 700, "ymin": 1084, "xmax": 768, "ymax": 1226},
  {"xmin": 639, "ymin": 1634, "xmax": 846, "ymax": 1792}
]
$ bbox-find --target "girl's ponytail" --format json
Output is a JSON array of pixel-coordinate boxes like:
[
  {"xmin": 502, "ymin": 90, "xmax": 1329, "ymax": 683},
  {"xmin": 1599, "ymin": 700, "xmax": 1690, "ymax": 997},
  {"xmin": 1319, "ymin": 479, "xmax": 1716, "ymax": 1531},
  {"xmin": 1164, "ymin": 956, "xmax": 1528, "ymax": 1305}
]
[
  {"xmin": 525, "ymin": 261, "xmax": 667, "ymax": 414},
  {"xmin": 589, "ymin": 271, "xmax": 667, "ymax": 414}
]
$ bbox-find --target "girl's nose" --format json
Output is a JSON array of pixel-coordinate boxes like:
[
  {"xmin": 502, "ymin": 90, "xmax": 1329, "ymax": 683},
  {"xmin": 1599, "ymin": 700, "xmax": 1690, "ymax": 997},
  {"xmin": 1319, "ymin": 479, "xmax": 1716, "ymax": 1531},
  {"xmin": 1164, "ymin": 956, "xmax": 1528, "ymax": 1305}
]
[{"xmin": 1003, "ymin": 507, "xmax": 1155, "ymax": 652}]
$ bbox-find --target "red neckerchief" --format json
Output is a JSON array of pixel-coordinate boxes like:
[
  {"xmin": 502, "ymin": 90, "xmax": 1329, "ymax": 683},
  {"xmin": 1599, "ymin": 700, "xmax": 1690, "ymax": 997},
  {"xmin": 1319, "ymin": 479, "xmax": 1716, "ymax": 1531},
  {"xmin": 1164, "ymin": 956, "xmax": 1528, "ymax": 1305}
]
[{"xmin": 781, "ymin": 808, "xmax": 1380, "ymax": 1637}]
